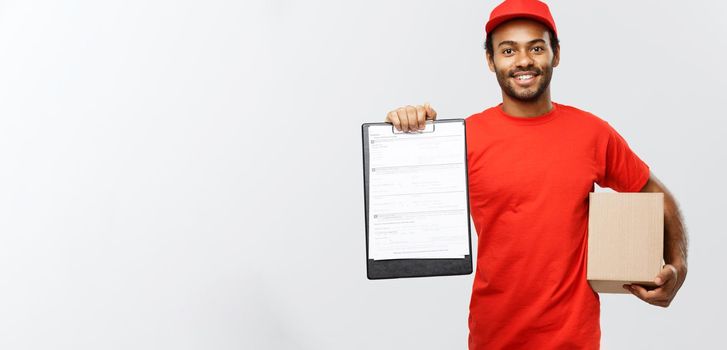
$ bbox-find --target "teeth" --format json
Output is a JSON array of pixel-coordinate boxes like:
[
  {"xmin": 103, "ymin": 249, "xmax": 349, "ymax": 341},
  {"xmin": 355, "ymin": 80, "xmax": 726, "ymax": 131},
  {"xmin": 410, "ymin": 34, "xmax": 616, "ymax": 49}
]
[{"xmin": 516, "ymin": 75, "xmax": 534, "ymax": 80}]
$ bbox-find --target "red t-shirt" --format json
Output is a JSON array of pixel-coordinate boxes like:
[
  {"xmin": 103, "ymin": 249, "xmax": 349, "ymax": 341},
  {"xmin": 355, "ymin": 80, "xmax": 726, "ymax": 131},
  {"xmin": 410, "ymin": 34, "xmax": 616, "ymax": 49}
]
[{"xmin": 465, "ymin": 102, "xmax": 650, "ymax": 349}]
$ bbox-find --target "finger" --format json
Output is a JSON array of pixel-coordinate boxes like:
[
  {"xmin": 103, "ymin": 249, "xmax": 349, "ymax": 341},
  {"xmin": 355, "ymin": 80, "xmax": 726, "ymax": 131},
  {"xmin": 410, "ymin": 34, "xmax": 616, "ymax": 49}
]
[
  {"xmin": 655, "ymin": 264, "xmax": 678, "ymax": 286},
  {"xmin": 396, "ymin": 108, "xmax": 409, "ymax": 132},
  {"xmin": 629, "ymin": 284, "xmax": 660, "ymax": 302},
  {"xmin": 386, "ymin": 111, "xmax": 402, "ymax": 131},
  {"xmin": 424, "ymin": 103, "xmax": 437, "ymax": 120},
  {"xmin": 625, "ymin": 284, "xmax": 647, "ymax": 302},
  {"xmin": 631, "ymin": 284, "xmax": 674, "ymax": 307},
  {"xmin": 626, "ymin": 282, "xmax": 673, "ymax": 307},
  {"xmin": 415, "ymin": 105, "xmax": 426, "ymax": 130},
  {"xmin": 405, "ymin": 105, "xmax": 418, "ymax": 132}
]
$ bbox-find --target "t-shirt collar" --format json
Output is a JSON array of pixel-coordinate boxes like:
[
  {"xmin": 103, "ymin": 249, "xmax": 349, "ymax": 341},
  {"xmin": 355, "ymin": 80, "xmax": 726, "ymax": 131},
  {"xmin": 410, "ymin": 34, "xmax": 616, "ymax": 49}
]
[{"xmin": 495, "ymin": 102, "xmax": 560, "ymax": 125}]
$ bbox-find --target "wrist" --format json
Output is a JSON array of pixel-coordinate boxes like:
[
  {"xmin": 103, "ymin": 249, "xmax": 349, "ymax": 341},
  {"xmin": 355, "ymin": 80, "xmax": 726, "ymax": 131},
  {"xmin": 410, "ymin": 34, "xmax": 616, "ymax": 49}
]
[
  {"xmin": 668, "ymin": 260, "xmax": 687, "ymax": 269},
  {"xmin": 667, "ymin": 260, "xmax": 688, "ymax": 280}
]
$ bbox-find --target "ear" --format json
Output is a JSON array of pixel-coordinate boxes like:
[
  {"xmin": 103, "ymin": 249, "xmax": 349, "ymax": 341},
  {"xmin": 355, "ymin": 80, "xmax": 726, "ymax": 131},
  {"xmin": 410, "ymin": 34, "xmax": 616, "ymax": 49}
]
[
  {"xmin": 552, "ymin": 45, "xmax": 560, "ymax": 68},
  {"xmin": 486, "ymin": 52, "xmax": 496, "ymax": 72}
]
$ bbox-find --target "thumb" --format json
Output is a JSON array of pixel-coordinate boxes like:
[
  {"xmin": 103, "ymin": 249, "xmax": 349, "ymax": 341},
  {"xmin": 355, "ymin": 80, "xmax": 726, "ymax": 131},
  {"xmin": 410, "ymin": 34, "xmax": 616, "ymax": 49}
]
[
  {"xmin": 424, "ymin": 103, "xmax": 437, "ymax": 120},
  {"xmin": 655, "ymin": 264, "xmax": 678, "ymax": 286}
]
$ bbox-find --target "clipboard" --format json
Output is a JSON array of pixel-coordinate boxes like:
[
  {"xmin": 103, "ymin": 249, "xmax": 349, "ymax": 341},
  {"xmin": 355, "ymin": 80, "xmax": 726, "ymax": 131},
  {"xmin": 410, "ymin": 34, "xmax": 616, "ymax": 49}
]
[{"xmin": 361, "ymin": 119, "xmax": 473, "ymax": 280}]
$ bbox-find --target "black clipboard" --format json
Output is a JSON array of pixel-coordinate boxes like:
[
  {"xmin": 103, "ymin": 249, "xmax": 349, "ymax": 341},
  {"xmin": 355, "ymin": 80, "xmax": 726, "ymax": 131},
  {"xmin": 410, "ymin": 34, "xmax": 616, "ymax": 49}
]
[{"xmin": 361, "ymin": 119, "xmax": 473, "ymax": 280}]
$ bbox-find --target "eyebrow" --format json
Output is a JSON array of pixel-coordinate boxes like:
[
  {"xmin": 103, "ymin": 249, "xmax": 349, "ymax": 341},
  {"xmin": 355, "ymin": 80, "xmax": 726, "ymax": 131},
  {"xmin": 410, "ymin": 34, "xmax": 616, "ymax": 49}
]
[{"xmin": 497, "ymin": 38, "xmax": 547, "ymax": 48}]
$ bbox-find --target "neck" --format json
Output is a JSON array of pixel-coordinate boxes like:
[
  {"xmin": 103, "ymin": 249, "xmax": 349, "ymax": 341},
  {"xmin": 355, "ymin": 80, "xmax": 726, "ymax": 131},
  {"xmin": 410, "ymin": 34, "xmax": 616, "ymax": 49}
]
[{"xmin": 500, "ymin": 89, "xmax": 553, "ymax": 117}]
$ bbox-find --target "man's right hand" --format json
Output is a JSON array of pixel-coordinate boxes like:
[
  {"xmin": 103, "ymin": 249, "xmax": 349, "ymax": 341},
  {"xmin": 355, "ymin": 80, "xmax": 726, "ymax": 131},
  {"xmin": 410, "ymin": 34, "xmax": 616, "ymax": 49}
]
[{"xmin": 385, "ymin": 103, "xmax": 437, "ymax": 132}]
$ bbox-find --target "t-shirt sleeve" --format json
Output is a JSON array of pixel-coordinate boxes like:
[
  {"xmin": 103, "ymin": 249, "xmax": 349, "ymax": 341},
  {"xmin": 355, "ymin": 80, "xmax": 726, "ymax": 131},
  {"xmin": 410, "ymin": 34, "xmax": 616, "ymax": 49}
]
[{"xmin": 595, "ymin": 122, "xmax": 651, "ymax": 192}]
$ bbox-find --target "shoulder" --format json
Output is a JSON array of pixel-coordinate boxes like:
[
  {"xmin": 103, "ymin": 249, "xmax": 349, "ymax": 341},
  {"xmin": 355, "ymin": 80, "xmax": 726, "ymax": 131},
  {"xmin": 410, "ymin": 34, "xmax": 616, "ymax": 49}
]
[
  {"xmin": 555, "ymin": 103, "xmax": 607, "ymax": 124},
  {"xmin": 554, "ymin": 102, "xmax": 613, "ymax": 132},
  {"xmin": 465, "ymin": 105, "xmax": 500, "ymax": 125}
]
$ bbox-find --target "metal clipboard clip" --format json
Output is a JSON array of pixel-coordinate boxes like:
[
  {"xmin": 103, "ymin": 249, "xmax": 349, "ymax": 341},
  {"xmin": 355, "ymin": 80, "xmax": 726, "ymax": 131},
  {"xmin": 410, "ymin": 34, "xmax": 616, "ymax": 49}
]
[{"xmin": 392, "ymin": 121, "xmax": 436, "ymax": 134}]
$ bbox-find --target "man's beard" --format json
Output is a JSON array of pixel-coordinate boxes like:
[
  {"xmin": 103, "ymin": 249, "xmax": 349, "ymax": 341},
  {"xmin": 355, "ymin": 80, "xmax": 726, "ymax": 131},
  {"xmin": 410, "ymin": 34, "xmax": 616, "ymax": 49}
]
[{"xmin": 495, "ymin": 64, "xmax": 553, "ymax": 102}]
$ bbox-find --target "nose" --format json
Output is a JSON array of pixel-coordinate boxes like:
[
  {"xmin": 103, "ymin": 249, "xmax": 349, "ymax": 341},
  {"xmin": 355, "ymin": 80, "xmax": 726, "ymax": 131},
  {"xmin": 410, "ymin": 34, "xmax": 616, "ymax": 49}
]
[{"xmin": 515, "ymin": 50, "xmax": 535, "ymax": 68}]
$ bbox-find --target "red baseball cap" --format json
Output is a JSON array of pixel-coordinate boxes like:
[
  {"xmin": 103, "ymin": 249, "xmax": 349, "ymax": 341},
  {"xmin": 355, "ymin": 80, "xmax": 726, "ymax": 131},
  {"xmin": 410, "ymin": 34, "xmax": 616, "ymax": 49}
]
[{"xmin": 485, "ymin": 0, "xmax": 557, "ymax": 36}]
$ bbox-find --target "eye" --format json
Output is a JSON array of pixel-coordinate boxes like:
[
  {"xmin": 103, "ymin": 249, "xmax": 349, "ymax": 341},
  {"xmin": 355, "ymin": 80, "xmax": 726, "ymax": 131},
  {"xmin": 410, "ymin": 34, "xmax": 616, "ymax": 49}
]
[
  {"xmin": 502, "ymin": 48, "xmax": 514, "ymax": 55},
  {"xmin": 532, "ymin": 46, "xmax": 545, "ymax": 53}
]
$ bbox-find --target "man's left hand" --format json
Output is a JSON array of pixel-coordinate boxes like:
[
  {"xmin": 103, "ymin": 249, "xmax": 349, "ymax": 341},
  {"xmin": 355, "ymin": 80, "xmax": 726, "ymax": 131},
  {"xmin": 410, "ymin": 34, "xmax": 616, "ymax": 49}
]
[{"xmin": 623, "ymin": 264, "xmax": 686, "ymax": 308}]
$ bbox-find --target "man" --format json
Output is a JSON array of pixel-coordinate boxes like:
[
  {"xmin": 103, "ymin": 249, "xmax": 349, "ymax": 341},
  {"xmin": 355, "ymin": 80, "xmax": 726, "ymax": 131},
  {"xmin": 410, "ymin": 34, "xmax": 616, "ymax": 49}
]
[{"xmin": 383, "ymin": 0, "xmax": 688, "ymax": 348}]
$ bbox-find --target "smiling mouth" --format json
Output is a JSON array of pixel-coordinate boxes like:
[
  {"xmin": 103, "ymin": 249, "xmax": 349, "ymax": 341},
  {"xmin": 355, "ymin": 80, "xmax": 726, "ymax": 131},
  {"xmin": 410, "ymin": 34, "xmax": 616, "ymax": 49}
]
[{"xmin": 511, "ymin": 71, "xmax": 539, "ymax": 85}]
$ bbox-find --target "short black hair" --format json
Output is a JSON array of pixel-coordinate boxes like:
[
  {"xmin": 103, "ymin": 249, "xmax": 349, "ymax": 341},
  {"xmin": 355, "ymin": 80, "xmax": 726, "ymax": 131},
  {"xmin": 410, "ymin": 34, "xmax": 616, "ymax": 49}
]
[{"xmin": 484, "ymin": 27, "xmax": 559, "ymax": 59}]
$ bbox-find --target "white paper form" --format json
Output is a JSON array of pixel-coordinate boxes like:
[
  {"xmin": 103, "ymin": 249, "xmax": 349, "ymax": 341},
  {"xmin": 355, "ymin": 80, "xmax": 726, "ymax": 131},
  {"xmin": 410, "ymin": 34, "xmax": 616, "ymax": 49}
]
[{"xmin": 366, "ymin": 121, "xmax": 469, "ymax": 260}]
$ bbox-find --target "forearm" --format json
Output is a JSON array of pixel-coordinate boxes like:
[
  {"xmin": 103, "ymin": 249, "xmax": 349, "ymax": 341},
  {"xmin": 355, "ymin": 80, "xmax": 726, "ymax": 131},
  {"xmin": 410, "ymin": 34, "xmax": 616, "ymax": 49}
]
[
  {"xmin": 663, "ymin": 191, "xmax": 688, "ymax": 270},
  {"xmin": 641, "ymin": 175, "xmax": 688, "ymax": 275},
  {"xmin": 632, "ymin": 174, "xmax": 688, "ymax": 305}
]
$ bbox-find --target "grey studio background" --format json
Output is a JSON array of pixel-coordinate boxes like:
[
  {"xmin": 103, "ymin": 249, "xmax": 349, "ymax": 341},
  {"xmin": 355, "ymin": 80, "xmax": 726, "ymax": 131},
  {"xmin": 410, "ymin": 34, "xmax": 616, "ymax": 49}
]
[{"xmin": 0, "ymin": 0, "xmax": 724, "ymax": 349}]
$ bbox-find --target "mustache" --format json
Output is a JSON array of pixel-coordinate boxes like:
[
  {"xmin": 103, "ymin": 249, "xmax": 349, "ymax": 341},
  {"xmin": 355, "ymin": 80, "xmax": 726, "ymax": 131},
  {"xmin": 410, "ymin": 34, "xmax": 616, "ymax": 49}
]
[{"xmin": 509, "ymin": 68, "xmax": 543, "ymax": 77}]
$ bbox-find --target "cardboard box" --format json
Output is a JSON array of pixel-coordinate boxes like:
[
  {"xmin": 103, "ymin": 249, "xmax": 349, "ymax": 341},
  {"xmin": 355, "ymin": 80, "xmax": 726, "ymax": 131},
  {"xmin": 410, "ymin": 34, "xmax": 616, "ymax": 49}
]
[{"xmin": 587, "ymin": 192, "xmax": 664, "ymax": 293}]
